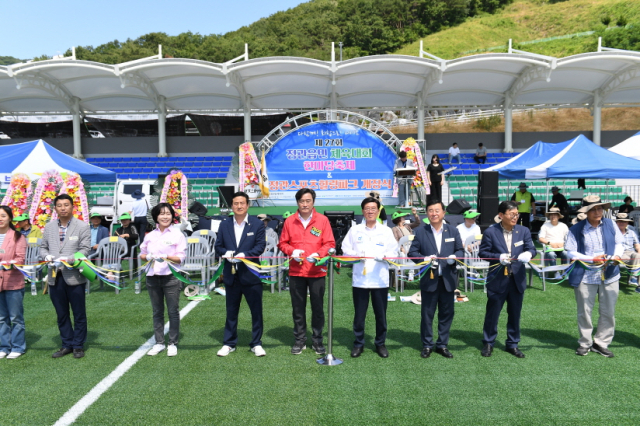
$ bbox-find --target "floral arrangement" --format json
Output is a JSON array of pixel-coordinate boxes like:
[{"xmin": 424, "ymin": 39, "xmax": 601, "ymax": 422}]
[
  {"xmin": 238, "ymin": 142, "xmax": 260, "ymax": 191},
  {"xmin": 1, "ymin": 173, "xmax": 33, "ymax": 217},
  {"xmin": 51, "ymin": 173, "xmax": 89, "ymax": 223},
  {"xmin": 29, "ymin": 170, "xmax": 64, "ymax": 230},
  {"xmin": 401, "ymin": 138, "xmax": 427, "ymax": 189},
  {"xmin": 160, "ymin": 170, "xmax": 188, "ymax": 219}
]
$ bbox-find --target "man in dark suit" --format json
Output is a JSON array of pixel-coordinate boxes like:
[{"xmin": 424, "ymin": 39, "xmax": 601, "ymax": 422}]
[
  {"xmin": 479, "ymin": 200, "xmax": 536, "ymax": 358},
  {"xmin": 214, "ymin": 191, "xmax": 267, "ymax": 357},
  {"xmin": 408, "ymin": 200, "xmax": 464, "ymax": 359}
]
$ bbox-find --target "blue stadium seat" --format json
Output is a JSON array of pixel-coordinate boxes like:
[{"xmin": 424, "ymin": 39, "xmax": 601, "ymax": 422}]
[
  {"xmin": 220, "ymin": 166, "xmax": 230, "ymax": 172},
  {"xmin": 152, "ymin": 168, "xmax": 163, "ymax": 173},
  {"xmin": 148, "ymin": 174, "xmax": 158, "ymax": 179},
  {"xmin": 194, "ymin": 162, "xmax": 203, "ymax": 167},
  {"xmin": 452, "ymin": 170, "xmax": 463, "ymax": 175},
  {"xmin": 119, "ymin": 174, "xmax": 130, "ymax": 179},
  {"xmin": 175, "ymin": 162, "xmax": 185, "ymax": 167},
  {"xmin": 139, "ymin": 174, "xmax": 148, "ymax": 179},
  {"xmin": 186, "ymin": 157, "xmax": 196, "ymax": 161},
  {"xmin": 460, "ymin": 164, "xmax": 469, "ymax": 170}
]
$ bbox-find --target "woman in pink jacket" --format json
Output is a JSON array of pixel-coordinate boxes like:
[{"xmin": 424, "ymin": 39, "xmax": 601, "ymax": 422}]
[{"xmin": 0, "ymin": 205, "xmax": 27, "ymax": 359}]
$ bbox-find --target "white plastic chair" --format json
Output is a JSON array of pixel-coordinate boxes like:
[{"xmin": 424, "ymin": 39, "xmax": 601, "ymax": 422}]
[
  {"xmin": 24, "ymin": 237, "xmax": 44, "ymax": 294},
  {"xmin": 260, "ymin": 236, "xmax": 279, "ymax": 293},
  {"xmin": 88, "ymin": 236, "xmax": 128, "ymax": 294},
  {"xmin": 182, "ymin": 237, "xmax": 212, "ymax": 295}
]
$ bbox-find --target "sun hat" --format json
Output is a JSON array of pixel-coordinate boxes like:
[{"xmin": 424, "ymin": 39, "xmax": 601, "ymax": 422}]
[
  {"xmin": 545, "ymin": 207, "xmax": 564, "ymax": 219},
  {"xmin": 615, "ymin": 212, "xmax": 633, "ymax": 222},
  {"xmin": 463, "ymin": 211, "xmax": 480, "ymax": 219},
  {"xmin": 392, "ymin": 211, "xmax": 409, "ymax": 220},
  {"xmin": 577, "ymin": 195, "xmax": 611, "ymax": 213},
  {"xmin": 257, "ymin": 214, "xmax": 271, "ymax": 221},
  {"xmin": 90, "ymin": 212, "xmax": 101, "ymax": 218},
  {"xmin": 14, "ymin": 214, "xmax": 29, "ymax": 221},
  {"xmin": 131, "ymin": 189, "xmax": 145, "ymax": 199},
  {"xmin": 410, "ymin": 291, "xmax": 422, "ymax": 305},
  {"xmin": 119, "ymin": 213, "xmax": 131, "ymax": 220},
  {"xmin": 551, "ymin": 186, "xmax": 560, "ymax": 192},
  {"xmin": 518, "ymin": 182, "xmax": 528, "ymax": 189},
  {"xmin": 571, "ymin": 212, "xmax": 587, "ymax": 225}
]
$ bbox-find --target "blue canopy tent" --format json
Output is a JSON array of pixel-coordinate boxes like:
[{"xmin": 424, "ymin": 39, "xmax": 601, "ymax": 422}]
[
  {"xmin": 0, "ymin": 139, "xmax": 116, "ymax": 185},
  {"xmin": 485, "ymin": 134, "xmax": 640, "ymax": 180}
]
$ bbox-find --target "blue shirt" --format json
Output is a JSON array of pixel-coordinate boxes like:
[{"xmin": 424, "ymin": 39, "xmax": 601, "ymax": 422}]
[
  {"xmin": 566, "ymin": 220, "xmax": 623, "ymax": 285},
  {"xmin": 90, "ymin": 226, "xmax": 99, "ymax": 246}
]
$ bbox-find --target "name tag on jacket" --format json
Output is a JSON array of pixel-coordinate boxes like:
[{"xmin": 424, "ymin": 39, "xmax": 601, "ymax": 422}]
[
  {"xmin": 69, "ymin": 236, "xmax": 78, "ymax": 241},
  {"xmin": 247, "ymin": 232, "xmax": 254, "ymax": 236},
  {"xmin": 514, "ymin": 241, "xmax": 523, "ymax": 247},
  {"xmin": 445, "ymin": 238, "xmax": 455, "ymax": 242}
]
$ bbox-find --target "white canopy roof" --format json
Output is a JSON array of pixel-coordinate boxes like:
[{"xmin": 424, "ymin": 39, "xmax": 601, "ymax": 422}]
[{"xmin": 2, "ymin": 48, "xmax": 640, "ymax": 115}]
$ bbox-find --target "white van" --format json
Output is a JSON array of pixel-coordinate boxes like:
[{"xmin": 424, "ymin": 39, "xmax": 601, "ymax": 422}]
[{"xmin": 91, "ymin": 179, "xmax": 156, "ymax": 222}]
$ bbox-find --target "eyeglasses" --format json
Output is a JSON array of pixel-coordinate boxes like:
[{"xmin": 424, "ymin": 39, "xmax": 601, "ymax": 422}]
[
  {"xmin": 503, "ymin": 213, "xmax": 520, "ymax": 219},
  {"xmin": 363, "ymin": 208, "xmax": 378, "ymax": 213}
]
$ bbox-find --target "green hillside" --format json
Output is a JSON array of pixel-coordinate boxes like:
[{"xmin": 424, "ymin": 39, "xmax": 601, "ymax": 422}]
[
  {"xmin": 395, "ymin": 0, "xmax": 640, "ymax": 59},
  {"xmin": 0, "ymin": 55, "xmax": 23, "ymax": 65}
]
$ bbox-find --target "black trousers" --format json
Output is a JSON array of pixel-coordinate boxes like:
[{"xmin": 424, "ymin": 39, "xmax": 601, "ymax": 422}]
[
  {"xmin": 517, "ymin": 213, "xmax": 531, "ymax": 229},
  {"xmin": 420, "ymin": 278, "xmax": 454, "ymax": 349},
  {"xmin": 49, "ymin": 273, "xmax": 87, "ymax": 349},
  {"xmin": 289, "ymin": 275, "xmax": 325, "ymax": 345},
  {"xmin": 474, "ymin": 155, "xmax": 486, "ymax": 164},
  {"xmin": 133, "ymin": 217, "xmax": 148, "ymax": 243},
  {"xmin": 223, "ymin": 277, "xmax": 263, "ymax": 348},
  {"xmin": 482, "ymin": 275, "xmax": 524, "ymax": 348},
  {"xmin": 429, "ymin": 181, "xmax": 442, "ymax": 203},
  {"xmin": 147, "ymin": 275, "xmax": 181, "ymax": 345},
  {"xmin": 352, "ymin": 287, "xmax": 388, "ymax": 347}
]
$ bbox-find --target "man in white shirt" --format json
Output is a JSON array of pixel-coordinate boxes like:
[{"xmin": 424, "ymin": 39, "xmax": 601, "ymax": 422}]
[
  {"xmin": 614, "ymin": 212, "xmax": 640, "ymax": 286},
  {"xmin": 456, "ymin": 210, "xmax": 481, "ymax": 251},
  {"xmin": 341, "ymin": 197, "xmax": 398, "ymax": 358},
  {"xmin": 538, "ymin": 207, "xmax": 569, "ymax": 278},
  {"xmin": 448, "ymin": 143, "xmax": 461, "ymax": 164}
]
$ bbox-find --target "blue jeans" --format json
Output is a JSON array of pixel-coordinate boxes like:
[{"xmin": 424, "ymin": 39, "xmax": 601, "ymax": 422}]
[
  {"xmin": 449, "ymin": 154, "xmax": 460, "ymax": 164},
  {"xmin": 0, "ymin": 288, "xmax": 26, "ymax": 354},
  {"xmin": 543, "ymin": 250, "xmax": 570, "ymax": 267}
]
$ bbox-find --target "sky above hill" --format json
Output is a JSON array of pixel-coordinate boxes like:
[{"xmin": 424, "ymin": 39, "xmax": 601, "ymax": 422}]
[{"xmin": 1, "ymin": 0, "xmax": 307, "ymax": 60}]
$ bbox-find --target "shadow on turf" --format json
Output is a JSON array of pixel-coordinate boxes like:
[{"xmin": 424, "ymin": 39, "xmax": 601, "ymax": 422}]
[{"xmin": 520, "ymin": 328, "xmax": 575, "ymax": 350}]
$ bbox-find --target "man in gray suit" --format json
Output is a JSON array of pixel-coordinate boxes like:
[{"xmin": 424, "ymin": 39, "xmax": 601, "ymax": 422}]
[{"xmin": 41, "ymin": 194, "xmax": 91, "ymax": 359}]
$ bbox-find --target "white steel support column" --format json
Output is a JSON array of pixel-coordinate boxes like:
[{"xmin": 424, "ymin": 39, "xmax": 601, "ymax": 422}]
[
  {"xmin": 593, "ymin": 92, "xmax": 602, "ymax": 146},
  {"xmin": 244, "ymin": 95, "xmax": 252, "ymax": 142},
  {"xmin": 504, "ymin": 94, "xmax": 513, "ymax": 153},
  {"xmin": 72, "ymin": 98, "xmax": 83, "ymax": 159},
  {"xmin": 417, "ymin": 96, "xmax": 425, "ymax": 142},
  {"xmin": 157, "ymin": 96, "xmax": 167, "ymax": 157},
  {"xmin": 330, "ymin": 92, "xmax": 337, "ymax": 120}
]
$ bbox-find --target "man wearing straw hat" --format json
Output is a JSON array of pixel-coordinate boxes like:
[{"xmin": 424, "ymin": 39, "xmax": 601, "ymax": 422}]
[
  {"xmin": 565, "ymin": 195, "xmax": 624, "ymax": 357},
  {"xmin": 614, "ymin": 212, "xmax": 640, "ymax": 287},
  {"xmin": 538, "ymin": 207, "xmax": 569, "ymax": 279}
]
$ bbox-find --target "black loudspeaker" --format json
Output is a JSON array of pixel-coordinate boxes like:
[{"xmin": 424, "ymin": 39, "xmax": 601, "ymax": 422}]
[
  {"xmin": 478, "ymin": 171, "xmax": 499, "ymax": 198},
  {"xmin": 444, "ymin": 214, "xmax": 464, "ymax": 228},
  {"xmin": 217, "ymin": 185, "xmax": 236, "ymax": 208},
  {"xmin": 478, "ymin": 196, "xmax": 499, "ymax": 227},
  {"xmin": 446, "ymin": 198, "xmax": 471, "ymax": 215}
]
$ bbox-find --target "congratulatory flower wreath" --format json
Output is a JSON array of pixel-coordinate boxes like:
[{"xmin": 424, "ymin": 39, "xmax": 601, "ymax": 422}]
[
  {"xmin": 160, "ymin": 169, "xmax": 189, "ymax": 219},
  {"xmin": 1, "ymin": 173, "xmax": 33, "ymax": 217},
  {"xmin": 51, "ymin": 172, "xmax": 89, "ymax": 223},
  {"xmin": 29, "ymin": 170, "xmax": 64, "ymax": 230}
]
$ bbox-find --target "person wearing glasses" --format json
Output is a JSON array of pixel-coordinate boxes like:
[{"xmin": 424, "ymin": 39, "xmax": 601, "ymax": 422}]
[
  {"xmin": 478, "ymin": 201, "xmax": 536, "ymax": 358},
  {"xmin": 278, "ymin": 188, "xmax": 336, "ymax": 355}
]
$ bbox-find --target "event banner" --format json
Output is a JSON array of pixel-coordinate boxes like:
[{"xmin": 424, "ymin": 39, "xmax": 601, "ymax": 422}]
[{"xmin": 265, "ymin": 122, "xmax": 397, "ymax": 203}]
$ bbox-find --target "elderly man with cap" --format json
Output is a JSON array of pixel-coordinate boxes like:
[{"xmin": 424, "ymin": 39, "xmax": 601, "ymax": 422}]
[
  {"xmin": 130, "ymin": 189, "xmax": 149, "ymax": 243},
  {"xmin": 391, "ymin": 207, "xmax": 421, "ymax": 242},
  {"xmin": 14, "ymin": 214, "xmax": 43, "ymax": 239},
  {"xmin": 538, "ymin": 207, "xmax": 569, "ymax": 279},
  {"xmin": 89, "ymin": 212, "xmax": 109, "ymax": 255},
  {"xmin": 456, "ymin": 210, "xmax": 481, "ymax": 251},
  {"xmin": 257, "ymin": 213, "xmax": 279, "ymax": 243},
  {"xmin": 511, "ymin": 183, "xmax": 535, "ymax": 229},
  {"xmin": 565, "ymin": 195, "xmax": 624, "ymax": 357},
  {"xmin": 614, "ymin": 212, "xmax": 640, "ymax": 286},
  {"xmin": 548, "ymin": 186, "xmax": 569, "ymax": 225}
]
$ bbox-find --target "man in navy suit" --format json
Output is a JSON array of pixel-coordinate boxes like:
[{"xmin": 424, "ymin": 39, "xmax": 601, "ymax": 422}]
[
  {"xmin": 479, "ymin": 200, "xmax": 536, "ymax": 358},
  {"xmin": 214, "ymin": 191, "xmax": 267, "ymax": 357},
  {"xmin": 408, "ymin": 200, "xmax": 464, "ymax": 359}
]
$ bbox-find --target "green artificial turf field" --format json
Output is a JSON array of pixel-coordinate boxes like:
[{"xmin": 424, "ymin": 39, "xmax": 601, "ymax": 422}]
[{"xmin": 2, "ymin": 266, "xmax": 640, "ymax": 425}]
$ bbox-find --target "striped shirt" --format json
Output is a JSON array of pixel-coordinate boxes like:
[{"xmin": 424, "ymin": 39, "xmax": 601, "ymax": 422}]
[
  {"xmin": 58, "ymin": 218, "xmax": 71, "ymax": 242},
  {"xmin": 565, "ymin": 219, "xmax": 624, "ymax": 285},
  {"xmin": 621, "ymin": 228, "xmax": 639, "ymax": 251}
]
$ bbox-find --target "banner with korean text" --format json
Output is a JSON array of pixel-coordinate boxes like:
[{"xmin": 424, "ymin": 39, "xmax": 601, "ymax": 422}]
[{"xmin": 265, "ymin": 122, "xmax": 397, "ymax": 205}]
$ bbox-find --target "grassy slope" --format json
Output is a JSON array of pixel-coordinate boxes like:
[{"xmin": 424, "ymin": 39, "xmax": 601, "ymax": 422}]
[
  {"xmin": 395, "ymin": 0, "xmax": 640, "ymax": 59},
  {"xmin": 2, "ymin": 263, "xmax": 640, "ymax": 425}
]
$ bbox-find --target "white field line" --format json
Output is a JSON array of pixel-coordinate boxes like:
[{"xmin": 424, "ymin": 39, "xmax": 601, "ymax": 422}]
[{"xmin": 53, "ymin": 297, "xmax": 205, "ymax": 426}]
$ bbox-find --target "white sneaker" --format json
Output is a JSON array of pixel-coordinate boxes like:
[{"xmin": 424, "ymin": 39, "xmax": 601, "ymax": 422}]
[
  {"xmin": 167, "ymin": 344, "xmax": 177, "ymax": 357},
  {"xmin": 0, "ymin": 352, "xmax": 7, "ymax": 359},
  {"xmin": 217, "ymin": 345, "xmax": 236, "ymax": 357},
  {"xmin": 554, "ymin": 272, "xmax": 562, "ymax": 280},
  {"xmin": 7, "ymin": 352, "xmax": 23, "ymax": 359},
  {"xmin": 147, "ymin": 344, "xmax": 165, "ymax": 356},
  {"xmin": 630, "ymin": 277, "xmax": 638, "ymax": 286},
  {"xmin": 251, "ymin": 345, "xmax": 266, "ymax": 357}
]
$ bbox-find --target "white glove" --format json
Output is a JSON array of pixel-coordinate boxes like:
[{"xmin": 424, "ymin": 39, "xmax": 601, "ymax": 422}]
[
  {"xmin": 235, "ymin": 253, "xmax": 245, "ymax": 259},
  {"xmin": 500, "ymin": 253, "xmax": 511, "ymax": 266},
  {"xmin": 447, "ymin": 254, "xmax": 456, "ymax": 265},
  {"xmin": 306, "ymin": 252, "xmax": 319, "ymax": 263},
  {"xmin": 45, "ymin": 255, "xmax": 54, "ymax": 262},
  {"xmin": 55, "ymin": 257, "xmax": 67, "ymax": 264},
  {"xmin": 424, "ymin": 255, "xmax": 437, "ymax": 263},
  {"xmin": 517, "ymin": 252, "xmax": 532, "ymax": 263},
  {"xmin": 145, "ymin": 253, "xmax": 156, "ymax": 261},
  {"xmin": 9, "ymin": 260, "xmax": 17, "ymax": 264},
  {"xmin": 292, "ymin": 249, "xmax": 305, "ymax": 262},
  {"xmin": 222, "ymin": 250, "xmax": 234, "ymax": 259},
  {"xmin": 374, "ymin": 255, "xmax": 385, "ymax": 262}
]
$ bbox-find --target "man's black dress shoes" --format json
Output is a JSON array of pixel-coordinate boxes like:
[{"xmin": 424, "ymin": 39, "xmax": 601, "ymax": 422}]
[
  {"xmin": 351, "ymin": 346, "xmax": 363, "ymax": 358},
  {"xmin": 376, "ymin": 345, "xmax": 389, "ymax": 358},
  {"xmin": 505, "ymin": 347, "xmax": 525, "ymax": 358},
  {"xmin": 420, "ymin": 348, "xmax": 432, "ymax": 358},
  {"xmin": 52, "ymin": 348, "xmax": 73, "ymax": 358},
  {"xmin": 435, "ymin": 347, "xmax": 453, "ymax": 358},
  {"xmin": 481, "ymin": 344, "xmax": 493, "ymax": 357}
]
